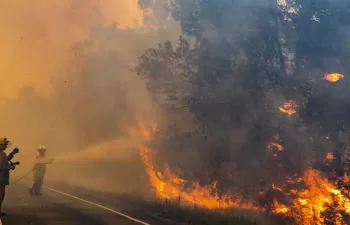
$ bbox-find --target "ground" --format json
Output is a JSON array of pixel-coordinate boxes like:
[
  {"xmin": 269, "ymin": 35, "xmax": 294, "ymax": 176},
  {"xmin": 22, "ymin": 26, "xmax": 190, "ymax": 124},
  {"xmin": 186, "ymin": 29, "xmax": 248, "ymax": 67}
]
[
  {"xmin": 1, "ymin": 183, "xmax": 168, "ymax": 225},
  {"xmin": 0, "ymin": 182, "xmax": 255, "ymax": 225}
]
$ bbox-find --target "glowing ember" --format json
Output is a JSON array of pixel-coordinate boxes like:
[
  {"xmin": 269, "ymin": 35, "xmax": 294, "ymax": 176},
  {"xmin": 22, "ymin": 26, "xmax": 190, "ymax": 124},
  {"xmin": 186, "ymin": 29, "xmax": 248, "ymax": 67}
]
[
  {"xmin": 269, "ymin": 144, "xmax": 282, "ymax": 157},
  {"xmin": 326, "ymin": 152, "xmax": 334, "ymax": 161},
  {"xmin": 323, "ymin": 73, "xmax": 344, "ymax": 83},
  {"xmin": 268, "ymin": 135, "xmax": 284, "ymax": 157},
  {"xmin": 271, "ymin": 184, "xmax": 283, "ymax": 192},
  {"xmin": 268, "ymin": 142, "xmax": 283, "ymax": 152},
  {"xmin": 279, "ymin": 100, "xmax": 297, "ymax": 115}
]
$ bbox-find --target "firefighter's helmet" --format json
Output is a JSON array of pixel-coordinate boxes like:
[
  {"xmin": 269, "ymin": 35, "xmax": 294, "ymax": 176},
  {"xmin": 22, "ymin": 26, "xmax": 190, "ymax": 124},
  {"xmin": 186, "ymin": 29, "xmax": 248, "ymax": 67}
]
[
  {"xmin": 37, "ymin": 146, "xmax": 47, "ymax": 153},
  {"xmin": 0, "ymin": 137, "xmax": 8, "ymax": 145}
]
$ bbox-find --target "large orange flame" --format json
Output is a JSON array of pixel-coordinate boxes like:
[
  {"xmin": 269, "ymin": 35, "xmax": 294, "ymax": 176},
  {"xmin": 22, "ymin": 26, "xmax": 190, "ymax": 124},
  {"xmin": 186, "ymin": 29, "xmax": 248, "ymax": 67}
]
[
  {"xmin": 131, "ymin": 119, "xmax": 259, "ymax": 210},
  {"xmin": 272, "ymin": 169, "xmax": 350, "ymax": 225},
  {"xmin": 131, "ymin": 118, "xmax": 350, "ymax": 224}
]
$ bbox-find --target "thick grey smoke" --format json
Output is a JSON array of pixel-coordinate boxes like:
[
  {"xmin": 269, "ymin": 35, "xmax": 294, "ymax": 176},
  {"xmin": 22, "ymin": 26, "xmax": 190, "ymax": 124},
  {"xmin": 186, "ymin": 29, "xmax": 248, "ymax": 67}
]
[{"xmin": 135, "ymin": 0, "xmax": 350, "ymax": 213}]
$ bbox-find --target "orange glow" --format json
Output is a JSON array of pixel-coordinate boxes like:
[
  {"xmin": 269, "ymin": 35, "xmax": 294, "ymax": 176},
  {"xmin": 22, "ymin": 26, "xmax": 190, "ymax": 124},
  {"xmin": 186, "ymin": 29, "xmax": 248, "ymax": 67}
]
[
  {"xmin": 131, "ymin": 118, "xmax": 350, "ymax": 224},
  {"xmin": 137, "ymin": 119, "xmax": 151, "ymax": 139},
  {"xmin": 323, "ymin": 73, "xmax": 344, "ymax": 83},
  {"xmin": 271, "ymin": 184, "xmax": 283, "ymax": 192},
  {"xmin": 271, "ymin": 169, "xmax": 350, "ymax": 225},
  {"xmin": 268, "ymin": 135, "xmax": 284, "ymax": 157},
  {"xmin": 138, "ymin": 144, "xmax": 260, "ymax": 209},
  {"xmin": 268, "ymin": 142, "xmax": 283, "ymax": 152},
  {"xmin": 326, "ymin": 152, "xmax": 334, "ymax": 161},
  {"xmin": 279, "ymin": 100, "xmax": 297, "ymax": 115},
  {"xmin": 130, "ymin": 119, "xmax": 259, "ymax": 210}
]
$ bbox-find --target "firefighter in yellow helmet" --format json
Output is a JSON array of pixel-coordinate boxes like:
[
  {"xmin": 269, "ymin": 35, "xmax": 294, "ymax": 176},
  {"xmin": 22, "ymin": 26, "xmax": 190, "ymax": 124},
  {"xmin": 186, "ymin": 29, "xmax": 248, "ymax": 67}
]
[
  {"xmin": 28, "ymin": 146, "xmax": 54, "ymax": 196},
  {"xmin": 0, "ymin": 137, "xmax": 17, "ymax": 217}
]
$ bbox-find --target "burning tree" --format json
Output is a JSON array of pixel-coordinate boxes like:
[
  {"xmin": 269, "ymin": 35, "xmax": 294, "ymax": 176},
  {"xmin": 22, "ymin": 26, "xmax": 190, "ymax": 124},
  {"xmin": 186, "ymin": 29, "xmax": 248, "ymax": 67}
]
[{"xmin": 136, "ymin": 0, "xmax": 350, "ymax": 224}]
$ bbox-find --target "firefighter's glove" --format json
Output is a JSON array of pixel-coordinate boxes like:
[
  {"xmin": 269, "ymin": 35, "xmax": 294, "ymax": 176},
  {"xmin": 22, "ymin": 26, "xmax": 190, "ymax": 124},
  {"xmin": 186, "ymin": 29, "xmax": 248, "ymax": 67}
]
[{"xmin": 9, "ymin": 164, "xmax": 16, "ymax": 170}]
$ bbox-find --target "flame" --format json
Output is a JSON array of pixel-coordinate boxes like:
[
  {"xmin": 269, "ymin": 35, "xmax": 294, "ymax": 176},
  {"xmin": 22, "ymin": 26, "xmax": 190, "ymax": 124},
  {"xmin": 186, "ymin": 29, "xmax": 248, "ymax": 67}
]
[
  {"xmin": 137, "ymin": 119, "xmax": 151, "ymax": 139},
  {"xmin": 268, "ymin": 142, "xmax": 283, "ymax": 157},
  {"xmin": 139, "ymin": 145, "xmax": 259, "ymax": 209},
  {"xmin": 326, "ymin": 152, "xmax": 334, "ymax": 161},
  {"xmin": 131, "ymin": 119, "xmax": 259, "ymax": 210},
  {"xmin": 132, "ymin": 118, "xmax": 350, "ymax": 224},
  {"xmin": 268, "ymin": 134, "xmax": 284, "ymax": 157},
  {"xmin": 279, "ymin": 100, "xmax": 297, "ymax": 115},
  {"xmin": 271, "ymin": 169, "xmax": 350, "ymax": 225},
  {"xmin": 323, "ymin": 73, "xmax": 344, "ymax": 83},
  {"xmin": 272, "ymin": 184, "xmax": 283, "ymax": 192},
  {"xmin": 268, "ymin": 142, "xmax": 283, "ymax": 152}
]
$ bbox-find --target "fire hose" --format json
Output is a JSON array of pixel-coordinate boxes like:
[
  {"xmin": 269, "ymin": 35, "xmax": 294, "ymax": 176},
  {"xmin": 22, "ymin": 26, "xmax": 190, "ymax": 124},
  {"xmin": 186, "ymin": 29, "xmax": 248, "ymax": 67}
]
[
  {"xmin": 8, "ymin": 158, "xmax": 55, "ymax": 186},
  {"xmin": 6, "ymin": 148, "xmax": 56, "ymax": 186},
  {"xmin": 9, "ymin": 168, "xmax": 34, "ymax": 186}
]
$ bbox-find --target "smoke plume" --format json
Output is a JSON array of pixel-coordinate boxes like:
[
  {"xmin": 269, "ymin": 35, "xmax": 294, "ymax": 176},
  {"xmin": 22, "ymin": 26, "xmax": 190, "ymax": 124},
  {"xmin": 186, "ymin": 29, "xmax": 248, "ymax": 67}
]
[{"xmin": 1, "ymin": 0, "xmax": 181, "ymax": 193}]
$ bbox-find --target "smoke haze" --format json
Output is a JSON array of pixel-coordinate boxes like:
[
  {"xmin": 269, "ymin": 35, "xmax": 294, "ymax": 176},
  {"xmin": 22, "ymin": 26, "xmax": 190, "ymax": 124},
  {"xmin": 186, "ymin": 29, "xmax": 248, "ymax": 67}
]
[
  {"xmin": 0, "ymin": 0, "xmax": 181, "ymax": 193},
  {"xmin": 4, "ymin": 2, "xmax": 350, "ymax": 225},
  {"xmin": 0, "ymin": 0, "xmax": 148, "ymax": 98}
]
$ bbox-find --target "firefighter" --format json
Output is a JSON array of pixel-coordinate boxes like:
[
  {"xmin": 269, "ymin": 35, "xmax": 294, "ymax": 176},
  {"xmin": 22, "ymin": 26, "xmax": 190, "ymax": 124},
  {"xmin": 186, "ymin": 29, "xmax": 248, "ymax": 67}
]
[
  {"xmin": 29, "ymin": 146, "xmax": 54, "ymax": 196},
  {"xmin": 0, "ymin": 137, "xmax": 16, "ymax": 217}
]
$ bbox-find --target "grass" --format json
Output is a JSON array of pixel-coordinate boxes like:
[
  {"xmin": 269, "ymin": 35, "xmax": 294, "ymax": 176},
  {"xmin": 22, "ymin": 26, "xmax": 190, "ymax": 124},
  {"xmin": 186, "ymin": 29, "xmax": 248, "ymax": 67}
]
[
  {"xmin": 122, "ymin": 196, "xmax": 258, "ymax": 225},
  {"xmin": 49, "ymin": 182, "xmax": 261, "ymax": 225}
]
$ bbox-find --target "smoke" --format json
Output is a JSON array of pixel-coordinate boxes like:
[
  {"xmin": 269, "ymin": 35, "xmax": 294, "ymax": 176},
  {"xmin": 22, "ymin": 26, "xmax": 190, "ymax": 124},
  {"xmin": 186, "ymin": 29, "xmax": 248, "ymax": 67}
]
[
  {"xmin": 0, "ymin": 0, "xmax": 146, "ymax": 98},
  {"xmin": 0, "ymin": 0, "xmax": 181, "ymax": 193},
  {"xmin": 135, "ymin": 0, "xmax": 350, "ymax": 213},
  {"xmin": 3, "ymin": 2, "xmax": 350, "ymax": 219}
]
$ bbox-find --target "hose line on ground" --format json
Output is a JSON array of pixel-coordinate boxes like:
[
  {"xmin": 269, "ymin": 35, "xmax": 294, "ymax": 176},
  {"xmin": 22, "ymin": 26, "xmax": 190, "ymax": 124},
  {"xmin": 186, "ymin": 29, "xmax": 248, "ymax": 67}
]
[{"xmin": 9, "ymin": 169, "xmax": 34, "ymax": 186}]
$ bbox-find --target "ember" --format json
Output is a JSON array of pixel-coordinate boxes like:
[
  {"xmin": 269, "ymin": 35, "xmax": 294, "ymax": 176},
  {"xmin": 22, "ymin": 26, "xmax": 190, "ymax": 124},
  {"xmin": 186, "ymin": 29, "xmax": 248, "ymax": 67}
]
[
  {"xmin": 323, "ymin": 73, "xmax": 344, "ymax": 83},
  {"xmin": 279, "ymin": 100, "xmax": 297, "ymax": 115},
  {"xmin": 326, "ymin": 152, "xmax": 334, "ymax": 161}
]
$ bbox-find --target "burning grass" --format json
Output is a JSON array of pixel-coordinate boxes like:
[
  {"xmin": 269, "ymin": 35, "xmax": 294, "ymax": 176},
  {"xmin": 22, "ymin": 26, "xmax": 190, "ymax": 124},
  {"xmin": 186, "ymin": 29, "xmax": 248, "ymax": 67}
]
[
  {"xmin": 268, "ymin": 169, "xmax": 350, "ymax": 225},
  {"xmin": 129, "ymin": 117, "xmax": 350, "ymax": 224}
]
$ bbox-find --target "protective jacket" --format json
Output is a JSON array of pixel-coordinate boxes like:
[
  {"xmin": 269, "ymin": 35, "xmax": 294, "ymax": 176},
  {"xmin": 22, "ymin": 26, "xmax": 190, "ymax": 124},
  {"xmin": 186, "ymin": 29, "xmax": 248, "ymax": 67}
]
[
  {"xmin": 33, "ymin": 156, "xmax": 52, "ymax": 179},
  {"xmin": 0, "ymin": 152, "xmax": 10, "ymax": 185}
]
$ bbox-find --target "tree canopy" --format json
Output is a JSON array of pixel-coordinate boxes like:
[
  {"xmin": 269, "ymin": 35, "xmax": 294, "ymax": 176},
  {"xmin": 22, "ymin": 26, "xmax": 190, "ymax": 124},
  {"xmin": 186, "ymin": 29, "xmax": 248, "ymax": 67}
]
[{"xmin": 136, "ymin": 0, "xmax": 350, "ymax": 201}]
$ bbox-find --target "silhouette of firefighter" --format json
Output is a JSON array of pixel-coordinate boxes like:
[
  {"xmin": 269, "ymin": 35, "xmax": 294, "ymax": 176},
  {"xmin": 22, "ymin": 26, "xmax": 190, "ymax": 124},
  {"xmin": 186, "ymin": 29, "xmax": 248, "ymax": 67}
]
[
  {"xmin": 0, "ymin": 137, "xmax": 19, "ymax": 217},
  {"xmin": 29, "ymin": 146, "xmax": 53, "ymax": 196}
]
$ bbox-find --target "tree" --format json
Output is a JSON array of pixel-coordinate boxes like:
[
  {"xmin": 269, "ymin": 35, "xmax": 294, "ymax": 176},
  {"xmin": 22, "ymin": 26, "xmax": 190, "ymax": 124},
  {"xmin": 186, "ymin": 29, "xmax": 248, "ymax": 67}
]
[{"xmin": 136, "ymin": 0, "xmax": 350, "ymax": 212}]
